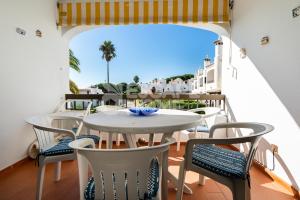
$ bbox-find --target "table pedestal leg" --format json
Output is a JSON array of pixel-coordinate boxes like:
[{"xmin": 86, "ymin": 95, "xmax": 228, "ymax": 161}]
[
  {"xmin": 116, "ymin": 134, "xmax": 121, "ymax": 146},
  {"xmin": 161, "ymin": 132, "xmax": 173, "ymax": 143},
  {"xmin": 148, "ymin": 133, "xmax": 154, "ymax": 146},
  {"xmin": 123, "ymin": 134, "xmax": 137, "ymax": 148},
  {"xmin": 107, "ymin": 133, "xmax": 113, "ymax": 149}
]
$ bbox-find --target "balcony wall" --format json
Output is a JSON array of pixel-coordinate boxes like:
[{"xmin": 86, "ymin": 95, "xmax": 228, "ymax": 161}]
[
  {"xmin": 1, "ymin": 0, "xmax": 299, "ymax": 193},
  {"xmin": 221, "ymin": 0, "xmax": 300, "ymax": 189},
  {"xmin": 0, "ymin": 0, "xmax": 69, "ymax": 170}
]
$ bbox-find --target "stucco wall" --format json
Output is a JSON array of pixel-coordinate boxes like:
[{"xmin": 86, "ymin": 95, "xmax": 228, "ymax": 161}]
[
  {"xmin": 0, "ymin": 0, "xmax": 69, "ymax": 170},
  {"xmin": 222, "ymin": 0, "xmax": 300, "ymax": 189}
]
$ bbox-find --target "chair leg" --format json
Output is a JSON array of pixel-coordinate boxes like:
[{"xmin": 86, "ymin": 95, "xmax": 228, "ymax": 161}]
[
  {"xmin": 232, "ymin": 179, "xmax": 250, "ymax": 200},
  {"xmin": 176, "ymin": 132, "xmax": 181, "ymax": 151},
  {"xmin": 36, "ymin": 163, "xmax": 46, "ymax": 200},
  {"xmin": 176, "ymin": 161, "xmax": 187, "ymax": 200},
  {"xmin": 198, "ymin": 174, "xmax": 206, "ymax": 185},
  {"xmin": 54, "ymin": 161, "xmax": 61, "ymax": 181},
  {"xmin": 162, "ymin": 150, "xmax": 169, "ymax": 200},
  {"xmin": 98, "ymin": 131, "xmax": 102, "ymax": 149},
  {"xmin": 78, "ymin": 154, "xmax": 89, "ymax": 200},
  {"xmin": 149, "ymin": 133, "xmax": 154, "ymax": 146}
]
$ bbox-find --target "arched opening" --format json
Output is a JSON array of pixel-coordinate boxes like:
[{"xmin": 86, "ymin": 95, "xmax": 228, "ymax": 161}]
[
  {"xmin": 66, "ymin": 23, "xmax": 225, "ymax": 96},
  {"xmin": 58, "ymin": 0, "xmax": 300, "ymax": 193},
  {"xmin": 64, "ymin": 19, "xmax": 300, "ymax": 194}
]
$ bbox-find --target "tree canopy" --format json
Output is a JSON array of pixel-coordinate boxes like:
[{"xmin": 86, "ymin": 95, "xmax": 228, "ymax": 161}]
[
  {"xmin": 99, "ymin": 41, "xmax": 116, "ymax": 63},
  {"xmin": 165, "ymin": 74, "xmax": 194, "ymax": 83},
  {"xmin": 133, "ymin": 75, "xmax": 140, "ymax": 83},
  {"xmin": 94, "ymin": 81, "xmax": 140, "ymax": 94}
]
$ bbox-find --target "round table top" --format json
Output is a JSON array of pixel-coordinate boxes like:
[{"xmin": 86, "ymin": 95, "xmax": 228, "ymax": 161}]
[{"xmin": 83, "ymin": 109, "xmax": 202, "ymax": 134}]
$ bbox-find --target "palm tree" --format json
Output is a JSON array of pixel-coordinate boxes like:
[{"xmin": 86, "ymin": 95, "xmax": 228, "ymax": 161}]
[
  {"xmin": 69, "ymin": 49, "xmax": 80, "ymax": 94},
  {"xmin": 99, "ymin": 41, "xmax": 116, "ymax": 84}
]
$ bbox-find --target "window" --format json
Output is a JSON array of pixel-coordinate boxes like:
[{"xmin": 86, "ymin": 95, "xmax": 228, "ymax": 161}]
[
  {"xmin": 207, "ymin": 70, "xmax": 214, "ymax": 83},
  {"xmin": 200, "ymin": 78, "xmax": 204, "ymax": 87}
]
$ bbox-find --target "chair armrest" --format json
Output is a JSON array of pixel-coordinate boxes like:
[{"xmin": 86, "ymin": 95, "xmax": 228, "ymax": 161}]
[
  {"xmin": 69, "ymin": 138, "xmax": 96, "ymax": 149},
  {"xmin": 187, "ymin": 136, "xmax": 258, "ymax": 147},
  {"xmin": 84, "ymin": 101, "xmax": 93, "ymax": 116},
  {"xmin": 188, "ymin": 107, "xmax": 222, "ymax": 119},
  {"xmin": 208, "ymin": 122, "xmax": 272, "ymax": 138},
  {"xmin": 33, "ymin": 125, "xmax": 76, "ymax": 140}
]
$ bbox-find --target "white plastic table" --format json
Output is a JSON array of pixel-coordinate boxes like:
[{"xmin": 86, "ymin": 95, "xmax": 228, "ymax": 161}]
[
  {"xmin": 83, "ymin": 109, "xmax": 202, "ymax": 148},
  {"xmin": 83, "ymin": 109, "xmax": 202, "ymax": 194}
]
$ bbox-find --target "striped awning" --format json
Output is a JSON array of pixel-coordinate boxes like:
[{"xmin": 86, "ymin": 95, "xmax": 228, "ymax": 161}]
[{"xmin": 57, "ymin": 0, "xmax": 230, "ymax": 27}]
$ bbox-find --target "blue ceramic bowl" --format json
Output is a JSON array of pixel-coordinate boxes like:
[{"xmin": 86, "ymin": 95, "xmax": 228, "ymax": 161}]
[{"xmin": 129, "ymin": 107, "xmax": 159, "ymax": 116}]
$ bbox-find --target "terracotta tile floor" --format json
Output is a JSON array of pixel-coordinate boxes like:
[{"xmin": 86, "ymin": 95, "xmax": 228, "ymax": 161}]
[{"xmin": 0, "ymin": 144, "xmax": 296, "ymax": 200}]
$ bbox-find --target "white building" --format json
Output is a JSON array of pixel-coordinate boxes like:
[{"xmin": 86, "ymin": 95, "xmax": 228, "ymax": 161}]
[
  {"xmin": 79, "ymin": 87, "xmax": 103, "ymax": 95},
  {"xmin": 140, "ymin": 79, "xmax": 167, "ymax": 94},
  {"xmin": 140, "ymin": 77, "xmax": 193, "ymax": 94},
  {"xmin": 192, "ymin": 40, "xmax": 223, "ymax": 94}
]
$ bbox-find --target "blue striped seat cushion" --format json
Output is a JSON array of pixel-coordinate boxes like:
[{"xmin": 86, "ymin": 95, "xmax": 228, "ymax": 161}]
[
  {"xmin": 39, "ymin": 138, "xmax": 74, "ymax": 157},
  {"xmin": 77, "ymin": 135, "xmax": 100, "ymax": 144},
  {"xmin": 72, "ymin": 127, "xmax": 79, "ymax": 133},
  {"xmin": 144, "ymin": 158, "xmax": 159, "ymax": 199},
  {"xmin": 72, "ymin": 127, "xmax": 100, "ymax": 144},
  {"xmin": 84, "ymin": 159, "xmax": 159, "ymax": 200},
  {"xmin": 187, "ymin": 126, "xmax": 209, "ymax": 133},
  {"xmin": 192, "ymin": 144, "xmax": 247, "ymax": 179}
]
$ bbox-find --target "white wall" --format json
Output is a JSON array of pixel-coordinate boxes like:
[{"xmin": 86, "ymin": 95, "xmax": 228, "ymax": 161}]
[
  {"xmin": 222, "ymin": 0, "xmax": 300, "ymax": 189},
  {"xmin": 0, "ymin": 0, "xmax": 69, "ymax": 170}
]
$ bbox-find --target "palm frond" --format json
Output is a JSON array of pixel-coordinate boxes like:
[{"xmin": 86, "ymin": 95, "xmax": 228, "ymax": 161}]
[
  {"xmin": 69, "ymin": 49, "xmax": 81, "ymax": 73},
  {"xmin": 69, "ymin": 79, "xmax": 79, "ymax": 94}
]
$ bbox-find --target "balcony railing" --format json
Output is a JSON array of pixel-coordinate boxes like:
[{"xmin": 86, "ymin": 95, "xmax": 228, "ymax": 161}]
[{"xmin": 65, "ymin": 93, "xmax": 226, "ymax": 110}]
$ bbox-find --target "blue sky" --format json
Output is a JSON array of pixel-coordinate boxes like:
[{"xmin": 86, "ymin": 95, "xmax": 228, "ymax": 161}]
[{"xmin": 69, "ymin": 24, "xmax": 218, "ymax": 88}]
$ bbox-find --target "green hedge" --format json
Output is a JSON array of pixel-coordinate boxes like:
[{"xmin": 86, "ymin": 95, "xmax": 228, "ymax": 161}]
[{"xmin": 145, "ymin": 100, "xmax": 206, "ymax": 110}]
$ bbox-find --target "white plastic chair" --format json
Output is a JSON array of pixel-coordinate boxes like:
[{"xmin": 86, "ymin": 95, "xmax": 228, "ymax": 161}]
[
  {"xmin": 176, "ymin": 122, "xmax": 274, "ymax": 200},
  {"xmin": 54, "ymin": 99, "xmax": 101, "ymax": 146},
  {"xmin": 95, "ymin": 105, "xmax": 124, "ymax": 148},
  {"xmin": 69, "ymin": 138, "xmax": 176, "ymax": 200},
  {"xmin": 26, "ymin": 115, "xmax": 78, "ymax": 200},
  {"xmin": 54, "ymin": 99, "xmax": 92, "ymax": 133},
  {"xmin": 176, "ymin": 107, "xmax": 223, "ymax": 151},
  {"xmin": 55, "ymin": 99, "xmax": 93, "ymax": 116}
]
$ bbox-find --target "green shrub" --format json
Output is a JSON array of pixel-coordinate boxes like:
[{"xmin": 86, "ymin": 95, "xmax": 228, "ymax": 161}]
[{"xmin": 145, "ymin": 100, "xmax": 206, "ymax": 110}]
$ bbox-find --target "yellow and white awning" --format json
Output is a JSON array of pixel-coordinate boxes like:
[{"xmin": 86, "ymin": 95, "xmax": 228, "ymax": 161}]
[{"xmin": 57, "ymin": 0, "xmax": 229, "ymax": 27}]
